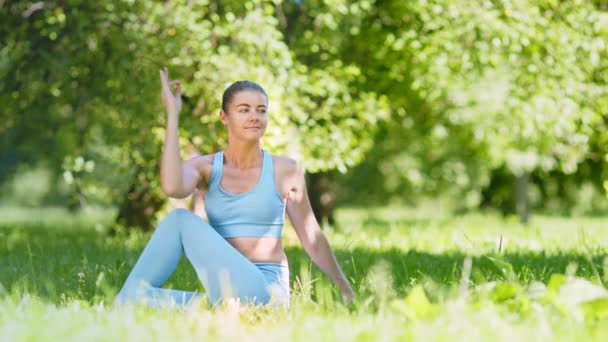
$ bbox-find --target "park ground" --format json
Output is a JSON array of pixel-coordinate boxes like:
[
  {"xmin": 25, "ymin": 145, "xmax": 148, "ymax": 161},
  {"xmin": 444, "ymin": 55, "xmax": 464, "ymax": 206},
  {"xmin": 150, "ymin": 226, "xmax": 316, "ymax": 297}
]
[{"xmin": 1, "ymin": 205, "xmax": 607, "ymax": 341}]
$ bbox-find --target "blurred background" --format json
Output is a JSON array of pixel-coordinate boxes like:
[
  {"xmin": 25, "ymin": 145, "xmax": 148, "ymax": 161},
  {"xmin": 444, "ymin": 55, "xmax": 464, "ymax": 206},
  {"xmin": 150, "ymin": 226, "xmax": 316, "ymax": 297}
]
[{"xmin": 1, "ymin": 0, "xmax": 607, "ymax": 232}]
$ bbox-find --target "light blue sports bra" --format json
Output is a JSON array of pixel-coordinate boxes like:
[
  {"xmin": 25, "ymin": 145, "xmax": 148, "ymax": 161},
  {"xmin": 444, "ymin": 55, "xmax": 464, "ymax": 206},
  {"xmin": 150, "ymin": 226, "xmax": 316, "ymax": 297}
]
[{"xmin": 204, "ymin": 149, "xmax": 286, "ymax": 238}]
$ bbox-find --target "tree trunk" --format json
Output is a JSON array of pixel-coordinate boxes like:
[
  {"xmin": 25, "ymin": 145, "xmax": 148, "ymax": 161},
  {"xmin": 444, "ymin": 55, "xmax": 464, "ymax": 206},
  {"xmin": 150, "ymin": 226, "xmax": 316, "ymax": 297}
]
[
  {"xmin": 306, "ymin": 172, "xmax": 336, "ymax": 228},
  {"xmin": 514, "ymin": 172, "xmax": 530, "ymax": 224}
]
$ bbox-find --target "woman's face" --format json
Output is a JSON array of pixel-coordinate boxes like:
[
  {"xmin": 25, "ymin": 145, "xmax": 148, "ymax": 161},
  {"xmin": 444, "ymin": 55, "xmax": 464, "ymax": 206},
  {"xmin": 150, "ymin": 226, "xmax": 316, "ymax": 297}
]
[{"xmin": 221, "ymin": 90, "xmax": 268, "ymax": 142}]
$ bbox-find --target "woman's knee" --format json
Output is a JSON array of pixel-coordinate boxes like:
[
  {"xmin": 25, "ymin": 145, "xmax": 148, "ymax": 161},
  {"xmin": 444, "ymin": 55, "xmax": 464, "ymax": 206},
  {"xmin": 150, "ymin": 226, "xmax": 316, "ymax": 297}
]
[
  {"xmin": 157, "ymin": 208, "xmax": 194, "ymax": 230},
  {"xmin": 165, "ymin": 208, "xmax": 193, "ymax": 221},
  {"xmin": 180, "ymin": 212, "xmax": 215, "ymax": 236},
  {"xmin": 161, "ymin": 208, "xmax": 214, "ymax": 233}
]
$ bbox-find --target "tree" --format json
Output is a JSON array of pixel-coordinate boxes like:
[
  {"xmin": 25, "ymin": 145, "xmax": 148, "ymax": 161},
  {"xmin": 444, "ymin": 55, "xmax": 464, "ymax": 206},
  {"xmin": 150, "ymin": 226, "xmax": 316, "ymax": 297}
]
[
  {"xmin": 277, "ymin": 0, "xmax": 608, "ymax": 221},
  {"xmin": 1, "ymin": 0, "xmax": 388, "ymax": 230}
]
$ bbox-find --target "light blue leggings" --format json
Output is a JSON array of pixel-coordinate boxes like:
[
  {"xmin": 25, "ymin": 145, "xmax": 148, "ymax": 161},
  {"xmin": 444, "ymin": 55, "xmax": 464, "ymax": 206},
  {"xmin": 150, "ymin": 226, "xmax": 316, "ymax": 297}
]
[{"xmin": 114, "ymin": 208, "xmax": 290, "ymax": 309}]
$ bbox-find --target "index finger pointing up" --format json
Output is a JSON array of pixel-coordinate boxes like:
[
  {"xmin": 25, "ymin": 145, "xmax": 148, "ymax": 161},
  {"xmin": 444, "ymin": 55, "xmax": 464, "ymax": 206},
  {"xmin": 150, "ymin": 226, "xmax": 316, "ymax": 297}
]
[{"xmin": 159, "ymin": 67, "xmax": 170, "ymax": 89}]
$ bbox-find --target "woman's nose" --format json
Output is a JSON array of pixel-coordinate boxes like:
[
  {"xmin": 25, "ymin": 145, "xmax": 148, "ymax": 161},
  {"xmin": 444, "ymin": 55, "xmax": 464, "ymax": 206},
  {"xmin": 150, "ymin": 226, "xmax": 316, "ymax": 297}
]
[{"xmin": 248, "ymin": 111, "xmax": 261, "ymax": 121}]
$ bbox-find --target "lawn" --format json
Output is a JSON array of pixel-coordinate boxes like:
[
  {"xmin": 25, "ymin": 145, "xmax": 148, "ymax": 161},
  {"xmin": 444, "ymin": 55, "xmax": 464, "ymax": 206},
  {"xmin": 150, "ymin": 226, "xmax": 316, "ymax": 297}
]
[{"xmin": 1, "ymin": 206, "xmax": 607, "ymax": 341}]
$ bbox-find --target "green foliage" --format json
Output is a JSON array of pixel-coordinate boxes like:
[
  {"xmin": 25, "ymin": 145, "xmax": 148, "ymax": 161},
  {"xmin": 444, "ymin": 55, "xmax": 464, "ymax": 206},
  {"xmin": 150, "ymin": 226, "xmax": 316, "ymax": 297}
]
[
  {"xmin": 2, "ymin": 0, "xmax": 607, "ymax": 217},
  {"xmin": 582, "ymin": 298, "xmax": 608, "ymax": 321},
  {"xmin": 277, "ymin": 0, "xmax": 608, "ymax": 211},
  {"xmin": 391, "ymin": 285, "xmax": 440, "ymax": 320},
  {"xmin": 489, "ymin": 282, "xmax": 521, "ymax": 302},
  {"xmin": 0, "ymin": 0, "xmax": 387, "ymax": 220}
]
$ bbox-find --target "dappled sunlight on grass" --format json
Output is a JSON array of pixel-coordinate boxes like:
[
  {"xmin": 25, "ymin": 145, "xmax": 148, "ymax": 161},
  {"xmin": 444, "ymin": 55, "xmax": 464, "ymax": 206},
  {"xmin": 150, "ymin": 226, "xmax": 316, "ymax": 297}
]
[
  {"xmin": 0, "ymin": 206, "xmax": 116, "ymax": 231},
  {"xmin": 331, "ymin": 208, "xmax": 608, "ymax": 254},
  {"xmin": 1, "ymin": 206, "xmax": 607, "ymax": 340}
]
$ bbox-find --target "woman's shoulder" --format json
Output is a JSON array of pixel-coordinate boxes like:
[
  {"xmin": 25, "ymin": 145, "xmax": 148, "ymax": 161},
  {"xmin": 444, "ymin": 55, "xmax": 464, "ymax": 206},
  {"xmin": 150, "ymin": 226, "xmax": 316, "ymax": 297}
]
[
  {"xmin": 271, "ymin": 154, "xmax": 297, "ymax": 169},
  {"xmin": 270, "ymin": 154, "xmax": 307, "ymax": 195},
  {"xmin": 185, "ymin": 153, "xmax": 216, "ymax": 183},
  {"xmin": 271, "ymin": 154, "xmax": 303, "ymax": 179},
  {"xmin": 186, "ymin": 153, "xmax": 215, "ymax": 167}
]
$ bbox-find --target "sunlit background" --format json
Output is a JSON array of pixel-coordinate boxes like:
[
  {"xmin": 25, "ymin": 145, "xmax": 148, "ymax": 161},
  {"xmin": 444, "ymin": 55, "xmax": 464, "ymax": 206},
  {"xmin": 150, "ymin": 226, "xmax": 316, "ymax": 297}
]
[{"xmin": 1, "ymin": 0, "xmax": 608, "ymax": 340}]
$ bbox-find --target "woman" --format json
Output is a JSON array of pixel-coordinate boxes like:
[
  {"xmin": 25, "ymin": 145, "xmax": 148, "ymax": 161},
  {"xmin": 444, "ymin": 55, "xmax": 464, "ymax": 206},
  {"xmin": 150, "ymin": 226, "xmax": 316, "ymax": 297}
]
[{"xmin": 114, "ymin": 68, "xmax": 354, "ymax": 309}]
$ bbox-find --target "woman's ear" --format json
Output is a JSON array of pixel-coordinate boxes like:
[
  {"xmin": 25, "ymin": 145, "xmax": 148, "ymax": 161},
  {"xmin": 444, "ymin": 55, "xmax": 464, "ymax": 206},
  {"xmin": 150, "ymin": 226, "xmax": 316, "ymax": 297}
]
[{"xmin": 219, "ymin": 110, "xmax": 228, "ymax": 125}]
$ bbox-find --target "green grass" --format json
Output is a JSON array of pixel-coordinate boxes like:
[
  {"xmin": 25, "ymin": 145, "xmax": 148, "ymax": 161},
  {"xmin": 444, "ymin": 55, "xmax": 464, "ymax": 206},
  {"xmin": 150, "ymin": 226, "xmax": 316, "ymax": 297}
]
[{"xmin": 1, "ymin": 206, "xmax": 607, "ymax": 341}]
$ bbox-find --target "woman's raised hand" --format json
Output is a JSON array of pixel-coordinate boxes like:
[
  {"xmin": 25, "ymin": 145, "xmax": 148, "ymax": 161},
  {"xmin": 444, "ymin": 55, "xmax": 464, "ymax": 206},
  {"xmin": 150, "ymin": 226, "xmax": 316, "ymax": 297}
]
[{"xmin": 159, "ymin": 67, "xmax": 183, "ymax": 115}]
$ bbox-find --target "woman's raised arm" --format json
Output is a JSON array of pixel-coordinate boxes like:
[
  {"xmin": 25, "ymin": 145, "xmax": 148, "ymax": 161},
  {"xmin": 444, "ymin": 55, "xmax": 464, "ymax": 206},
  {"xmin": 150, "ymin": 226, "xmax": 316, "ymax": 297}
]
[{"xmin": 159, "ymin": 67, "xmax": 202, "ymax": 198}]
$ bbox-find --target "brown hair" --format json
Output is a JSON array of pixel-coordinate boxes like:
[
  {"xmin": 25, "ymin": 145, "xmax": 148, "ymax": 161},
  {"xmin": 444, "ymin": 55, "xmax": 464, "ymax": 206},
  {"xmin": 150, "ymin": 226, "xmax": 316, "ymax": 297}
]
[{"xmin": 221, "ymin": 80, "xmax": 267, "ymax": 112}]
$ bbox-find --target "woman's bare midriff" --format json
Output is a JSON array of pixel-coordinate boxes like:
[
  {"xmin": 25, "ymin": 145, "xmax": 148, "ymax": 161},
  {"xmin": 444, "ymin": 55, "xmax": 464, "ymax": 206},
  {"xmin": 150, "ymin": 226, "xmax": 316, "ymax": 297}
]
[{"xmin": 225, "ymin": 236, "xmax": 288, "ymax": 266}]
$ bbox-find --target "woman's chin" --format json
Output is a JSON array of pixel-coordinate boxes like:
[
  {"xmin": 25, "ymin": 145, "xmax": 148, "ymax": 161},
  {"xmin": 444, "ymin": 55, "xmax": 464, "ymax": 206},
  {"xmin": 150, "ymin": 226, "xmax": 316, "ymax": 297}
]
[
  {"xmin": 238, "ymin": 132, "xmax": 264, "ymax": 141},
  {"xmin": 244, "ymin": 129, "xmax": 265, "ymax": 138}
]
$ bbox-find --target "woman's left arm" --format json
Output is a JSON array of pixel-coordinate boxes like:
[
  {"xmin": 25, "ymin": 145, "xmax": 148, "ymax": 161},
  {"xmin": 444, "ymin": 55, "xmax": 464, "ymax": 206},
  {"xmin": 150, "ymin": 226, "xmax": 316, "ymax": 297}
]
[{"xmin": 284, "ymin": 161, "xmax": 354, "ymax": 302}]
